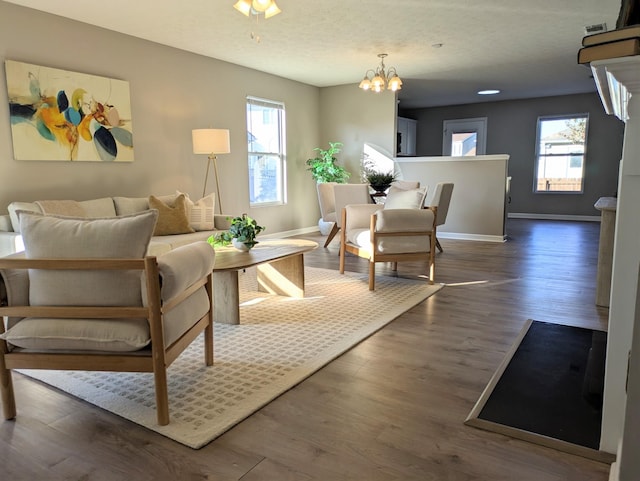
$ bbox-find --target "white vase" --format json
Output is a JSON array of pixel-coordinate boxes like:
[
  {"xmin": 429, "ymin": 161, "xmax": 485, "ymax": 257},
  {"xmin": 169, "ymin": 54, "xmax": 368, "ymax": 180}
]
[
  {"xmin": 232, "ymin": 238, "xmax": 251, "ymax": 251},
  {"xmin": 318, "ymin": 218, "xmax": 333, "ymax": 236}
]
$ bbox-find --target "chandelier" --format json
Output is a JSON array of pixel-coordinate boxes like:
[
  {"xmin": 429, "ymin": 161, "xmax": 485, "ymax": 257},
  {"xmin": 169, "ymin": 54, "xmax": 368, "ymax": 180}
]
[
  {"xmin": 233, "ymin": 0, "xmax": 281, "ymax": 19},
  {"xmin": 358, "ymin": 54, "xmax": 403, "ymax": 93}
]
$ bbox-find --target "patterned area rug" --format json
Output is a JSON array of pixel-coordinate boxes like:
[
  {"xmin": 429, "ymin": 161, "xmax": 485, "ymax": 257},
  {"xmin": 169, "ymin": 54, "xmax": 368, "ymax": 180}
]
[{"xmin": 19, "ymin": 266, "xmax": 442, "ymax": 449}]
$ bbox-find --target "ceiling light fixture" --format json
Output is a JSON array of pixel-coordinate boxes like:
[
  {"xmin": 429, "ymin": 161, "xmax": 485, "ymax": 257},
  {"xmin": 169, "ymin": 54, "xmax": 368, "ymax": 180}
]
[
  {"xmin": 358, "ymin": 54, "xmax": 403, "ymax": 93},
  {"xmin": 233, "ymin": 0, "xmax": 281, "ymax": 19},
  {"xmin": 478, "ymin": 89, "xmax": 501, "ymax": 95}
]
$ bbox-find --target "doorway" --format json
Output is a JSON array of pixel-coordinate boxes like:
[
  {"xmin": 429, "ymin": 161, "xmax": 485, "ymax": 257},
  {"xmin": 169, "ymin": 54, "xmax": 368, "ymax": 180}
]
[{"xmin": 443, "ymin": 117, "xmax": 487, "ymax": 156}]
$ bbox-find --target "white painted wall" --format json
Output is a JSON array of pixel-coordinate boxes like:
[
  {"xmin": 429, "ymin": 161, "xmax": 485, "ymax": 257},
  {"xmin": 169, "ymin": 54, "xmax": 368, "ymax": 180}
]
[
  {"xmin": 0, "ymin": 1, "xmax": 322, "ymax": 236},
  {"xmin": 319, "ymin": 85, "xmax": 396, "ymax": 181},
  {"xmin": 395, "ymin": 155, "xmax": 510, "ymax": 242}
]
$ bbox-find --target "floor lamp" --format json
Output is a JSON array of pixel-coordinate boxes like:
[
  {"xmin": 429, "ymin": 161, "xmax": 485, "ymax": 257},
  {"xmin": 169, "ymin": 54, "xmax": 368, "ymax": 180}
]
[{"xmin": 192, "ymin": 128, "xmax": 230, "ymax": 214}]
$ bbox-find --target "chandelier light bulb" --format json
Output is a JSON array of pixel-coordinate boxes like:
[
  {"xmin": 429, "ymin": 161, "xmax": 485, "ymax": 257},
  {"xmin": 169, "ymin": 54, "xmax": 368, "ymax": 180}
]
[
  {"xmin": 252, "ymin": 0, "xmax": 271, "ymax": 12},
  {"xmin": 233, "ymin": 0, "xmax": 281, "ymax": 18},
  {"xmin": 358, "ymin": 53, "xmax": 402, "ymax": 93}
]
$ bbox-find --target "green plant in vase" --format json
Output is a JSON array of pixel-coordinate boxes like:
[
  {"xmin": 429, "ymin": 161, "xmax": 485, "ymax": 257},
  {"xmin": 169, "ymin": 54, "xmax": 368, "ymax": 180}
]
[
  {"xmin": 207, "ymin": 214, "xmax": 265, "ymax": 251},
  {"xmin": 361, "ymin": 153, "xmax": 397, "ymax": 193},
  {"xmin": 305, "ymin": 141, "xmax": 351, "ymax": 183}
]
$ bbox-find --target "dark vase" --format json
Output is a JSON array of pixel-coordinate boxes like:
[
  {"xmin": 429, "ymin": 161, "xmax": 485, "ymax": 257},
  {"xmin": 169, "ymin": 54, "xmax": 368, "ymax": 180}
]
[{"xmin": 371, "ymin": 184, "xmax": 391, "ymax": 194}]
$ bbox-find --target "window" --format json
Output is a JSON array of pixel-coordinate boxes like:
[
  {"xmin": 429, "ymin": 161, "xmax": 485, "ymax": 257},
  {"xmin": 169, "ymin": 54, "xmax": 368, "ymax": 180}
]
[
  {"xmin": 246, "ymin": 97, "xmax": 286, "ymax": 206},
  {"xmin": 534, "ymin": 114, "xmax": 588, "ymax": 193}
]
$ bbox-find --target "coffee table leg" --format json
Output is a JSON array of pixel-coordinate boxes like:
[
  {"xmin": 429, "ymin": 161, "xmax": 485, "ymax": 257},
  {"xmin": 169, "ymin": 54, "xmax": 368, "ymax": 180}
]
[
  {"xmin": 257, "ymin": 253, "xmax": 304, "ymax": 298},
  {"xmin": 213, "ymin": 270, "xmax": 240, "ymax": 325}
]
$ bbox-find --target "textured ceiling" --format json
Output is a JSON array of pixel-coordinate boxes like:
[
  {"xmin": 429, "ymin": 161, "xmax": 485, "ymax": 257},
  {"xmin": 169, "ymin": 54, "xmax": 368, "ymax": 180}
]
[{"xmin": 3, "ymin": 0, "xmax": 621, "ymax": 108}]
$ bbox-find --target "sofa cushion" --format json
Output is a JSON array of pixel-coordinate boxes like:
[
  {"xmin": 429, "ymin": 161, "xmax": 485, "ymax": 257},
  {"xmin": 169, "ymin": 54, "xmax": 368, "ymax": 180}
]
[
  {"xmin": 113, "ymin": 194, "xmax": 175, "ymax": 216},
  {"xmin": 149, "ymin": 194, "xmax": 194, "ymax": 236},
  {"xmin": 79, "ymin": 197, "xmax": 117, "ymax": 217},
  {"xmin": 8, "ymin": 201, "xmax": 42, "ymax": 233},
  {"xmin": 0, "ymin": 317, "xmax": 150, "ymax": 351},
  {"xmin": 35, "ymin": 200, "xmax": 86, "ymax": 217},
  {"xmin": 19, "ymin": 209, "xmax": 158, "ymax": 307},
  {"xmin": 179, "ymin": 191, "xmax": 216, "ymax": 231},
  {"xmin": 8, "ymin": 198, "xmax": 118, "ymax": 233},
  {"xmin": 383, "ymin": 186, "xmax": 427, "ymax": 210}
]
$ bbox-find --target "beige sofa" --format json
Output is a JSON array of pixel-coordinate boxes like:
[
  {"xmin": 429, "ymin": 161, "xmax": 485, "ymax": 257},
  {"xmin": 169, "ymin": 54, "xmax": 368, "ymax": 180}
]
[{"xmin": 0, "ymin": 193, "xmax": 232, "ymax": 258}]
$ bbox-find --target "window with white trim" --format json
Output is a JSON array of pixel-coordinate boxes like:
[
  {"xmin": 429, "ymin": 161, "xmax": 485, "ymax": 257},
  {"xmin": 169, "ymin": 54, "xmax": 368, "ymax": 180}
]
[
  {"xmin": 246, "ymin": 97, "xmax": 286, "ymax": 206},
  {"xmin": 534, "ymin": 114, "xmax": 588, "ymax": 193}
]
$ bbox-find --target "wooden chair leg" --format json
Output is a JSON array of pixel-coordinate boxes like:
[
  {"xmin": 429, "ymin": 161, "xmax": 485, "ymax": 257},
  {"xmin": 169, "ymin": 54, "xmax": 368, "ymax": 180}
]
[
  {"xmin": 428, "ymin": 234, "xmax": 436, "ymax": 285},
  {"xmin": 368, "ymin": 261, "xmax": 376, "ymax": 290},
  {"xmin": 154, "ymin": 367, "xmax": 170, "ymax": 426},
  {"xmin": 0, "ymin": 338, "xmax": 16, "ymax": 420},
  {"xmin": 339, "ymin": 210, "xmax": 347, "ymax": 274},
  {"xmin": 0, "ymin": 365, "xmax": 16, "ymax": 420},
  {"xmin": 324, "ymin": 223, "xmax": 340, "ymax": 248},
  {"xmin": 204, "ymin": 274, "xmax": 214, "ymax": 366}
]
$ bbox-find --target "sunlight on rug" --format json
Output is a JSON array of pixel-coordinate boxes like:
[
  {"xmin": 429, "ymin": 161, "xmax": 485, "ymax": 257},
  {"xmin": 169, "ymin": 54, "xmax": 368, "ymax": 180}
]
[{"xmin": 19, "ymin": 266, "xmax": 442, "ymax": 449}]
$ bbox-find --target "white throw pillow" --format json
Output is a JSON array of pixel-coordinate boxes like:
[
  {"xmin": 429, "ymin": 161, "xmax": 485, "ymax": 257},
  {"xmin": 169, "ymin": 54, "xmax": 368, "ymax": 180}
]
[
  {"xmin": 178, "ymin": 191, "xmax": 216, "ymax": 231},
  {"xmin": 19, "ymin": 209, "xmax": 158, "ymax": 307},
  {"xmin": 384, "ymin": 186, "xmax": 428, "ymax": 210}
]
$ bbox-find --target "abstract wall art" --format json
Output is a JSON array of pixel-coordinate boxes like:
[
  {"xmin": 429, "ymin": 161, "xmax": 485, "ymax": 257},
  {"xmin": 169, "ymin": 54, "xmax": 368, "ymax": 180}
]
[{"xmin": 5, "ymin": 60, "xmax": 134, "ymax": 162}]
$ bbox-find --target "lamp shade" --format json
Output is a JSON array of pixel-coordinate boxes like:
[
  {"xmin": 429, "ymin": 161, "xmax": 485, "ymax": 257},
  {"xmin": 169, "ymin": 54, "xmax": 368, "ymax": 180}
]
[{"xmin": 192, "ymin": 129, "xmax": 230, "ymax": 155}]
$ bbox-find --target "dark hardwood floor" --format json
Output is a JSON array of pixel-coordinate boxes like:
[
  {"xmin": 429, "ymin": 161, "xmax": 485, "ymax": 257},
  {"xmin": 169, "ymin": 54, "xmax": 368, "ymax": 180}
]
[{"xmin": 0, "ymin": 219, "xmax": 611, "ymax": 480}]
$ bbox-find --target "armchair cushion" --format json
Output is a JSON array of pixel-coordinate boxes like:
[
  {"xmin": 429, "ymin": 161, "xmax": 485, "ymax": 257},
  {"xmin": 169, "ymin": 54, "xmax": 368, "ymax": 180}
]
[
  {"xmin": 19, "ymin": 209, "xmax": 158, "ymax": 307},
  {"xmin": 0, "ymin": 317, "xmax": 150, "ymax": 351},
  {"xmin": 149, "ymin": 194, "xmax": 194, "ymax": 236},
  {"xmin": 375, "ymin": 208, "xmax": 435, "ymax": 232},
  {"xmin": 383, "ymin": 186, "xmax": 427, "ymax": 210},
  {"xmin": 343, "ymin": 204, "xmax": 382, "ymax": 231},
  {"xmin": 346, "ymin": 209, "xmax": 435, "ymax": 255}
]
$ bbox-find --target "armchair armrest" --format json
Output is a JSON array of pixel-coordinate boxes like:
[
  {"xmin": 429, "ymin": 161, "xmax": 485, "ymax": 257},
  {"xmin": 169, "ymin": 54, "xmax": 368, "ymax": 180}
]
[
  {"xmin": 375, "ymin": 208, "xmax": 436, "ymax": 233},
  {"xmin": 151, "ymin": 241, "xmax": 215, "ymax": 304},
  {"xmin": 343, "ymin": 204, "xmax": 382, "ymax": 231}
]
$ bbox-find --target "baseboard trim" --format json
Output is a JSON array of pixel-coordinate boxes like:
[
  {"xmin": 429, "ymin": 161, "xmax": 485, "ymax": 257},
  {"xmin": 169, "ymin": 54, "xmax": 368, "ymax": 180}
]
[
  {"xmin": 271, "ymin": 225, "xmax": 508, "ymax": 244},
  {"xmin": 509, "ymin": 213, "xmax": 601, "ymax": 222},
  {"xmin": 437, "ymin": 232, "xmax": 506, "ymax": 243},
  {"xmin": 261, "ymin": 225, "xmax": 320, "ymax": 239}
]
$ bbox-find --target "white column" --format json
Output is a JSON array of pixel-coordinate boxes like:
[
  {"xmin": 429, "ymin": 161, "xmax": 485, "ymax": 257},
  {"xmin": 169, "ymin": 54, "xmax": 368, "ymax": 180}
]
[{"xmin": 590, "ymin": 57, "xmax": 640, "ymax": 480}]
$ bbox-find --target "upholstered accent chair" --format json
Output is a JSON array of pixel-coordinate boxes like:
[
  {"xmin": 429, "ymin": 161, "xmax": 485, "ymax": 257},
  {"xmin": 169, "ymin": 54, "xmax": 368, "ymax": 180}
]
[
  {"xmin": 316, "ymin": 182, "xmax": 339, "ymax": 247},
  {"xmin": 0, "ymin": 210, "xmax": 215, "ymax": 426},
  {"xmin": 339, "ymin": 184, "xmax": 436, "ymax": 290},
  {"xmin": 325, "ymin": 184, "xmax": 372, "ymax": 247},
  {"xmin": 427, "ymin": 182, "xmax": 455, "ymax": 252}
]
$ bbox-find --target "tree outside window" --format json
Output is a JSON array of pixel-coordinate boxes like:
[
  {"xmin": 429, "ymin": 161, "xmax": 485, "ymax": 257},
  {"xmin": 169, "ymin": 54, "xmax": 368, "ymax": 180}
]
[
  {"xmin": 534, "ymin": 114, "xmax": 588, "ymax": 193},
  {"xmin": 246, "ymin": 97, "xmax": 286, "ymax": 205}
]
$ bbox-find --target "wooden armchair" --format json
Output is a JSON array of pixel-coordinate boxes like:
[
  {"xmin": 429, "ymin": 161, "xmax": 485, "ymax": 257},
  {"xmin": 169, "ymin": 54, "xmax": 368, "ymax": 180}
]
[
  {"xmin": 0, "ymin": 210, "xmax": 215, "ymax": 426},
  {"xmin": 339, "ymin": 184, "xmax": 435, "ymax": 290}
]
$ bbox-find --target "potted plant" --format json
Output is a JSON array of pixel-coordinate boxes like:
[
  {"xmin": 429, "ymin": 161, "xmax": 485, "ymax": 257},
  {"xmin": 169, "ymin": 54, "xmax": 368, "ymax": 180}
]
[
  {"xmin": 361, "ymin": 154, "xmax": 397, "ymax": 193},
  {"xmin": 305, "ymin": 141, "xmax": 351, "ymax": 183},
  {"xmin": 208, "ymin": 214, "xmax": 265, "ymax": 251}
]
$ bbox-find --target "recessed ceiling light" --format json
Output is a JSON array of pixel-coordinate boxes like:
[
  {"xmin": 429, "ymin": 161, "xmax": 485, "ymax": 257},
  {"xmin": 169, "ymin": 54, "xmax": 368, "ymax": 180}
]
[{"xmin": 478, "ymin": 89, "xmax": 500, "ymax": 95}]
